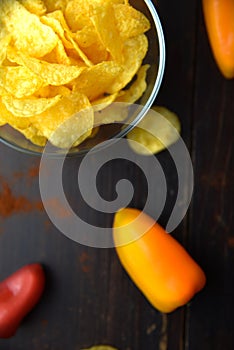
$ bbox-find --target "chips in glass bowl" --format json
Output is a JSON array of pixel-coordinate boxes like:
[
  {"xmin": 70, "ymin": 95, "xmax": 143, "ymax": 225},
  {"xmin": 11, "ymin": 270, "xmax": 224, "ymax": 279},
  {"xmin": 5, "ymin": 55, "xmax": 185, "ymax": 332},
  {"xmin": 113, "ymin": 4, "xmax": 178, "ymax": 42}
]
[{"xmin": 0, "ymin": 0, "xmax": 165, "ymax": 156}]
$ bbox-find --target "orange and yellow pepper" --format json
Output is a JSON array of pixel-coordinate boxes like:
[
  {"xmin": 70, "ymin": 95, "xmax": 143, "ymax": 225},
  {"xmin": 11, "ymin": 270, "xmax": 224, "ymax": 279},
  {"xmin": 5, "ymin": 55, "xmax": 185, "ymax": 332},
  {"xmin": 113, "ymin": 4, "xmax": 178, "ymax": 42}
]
[
  {"xmin": 113, "ymin": 208, "xmax": 206, "ymax": 313},
  {"xmin": 202, "ymin": 0, "xmax": 234, "ymax": 79}
]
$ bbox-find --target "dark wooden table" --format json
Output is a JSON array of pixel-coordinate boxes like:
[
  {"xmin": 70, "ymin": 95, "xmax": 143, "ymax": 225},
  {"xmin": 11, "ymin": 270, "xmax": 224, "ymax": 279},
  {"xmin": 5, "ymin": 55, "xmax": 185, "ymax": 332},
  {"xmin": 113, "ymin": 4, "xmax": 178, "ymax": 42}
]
[{"xmin": 0, "ymin": 1, "xmax": 233, "ymax": 349}]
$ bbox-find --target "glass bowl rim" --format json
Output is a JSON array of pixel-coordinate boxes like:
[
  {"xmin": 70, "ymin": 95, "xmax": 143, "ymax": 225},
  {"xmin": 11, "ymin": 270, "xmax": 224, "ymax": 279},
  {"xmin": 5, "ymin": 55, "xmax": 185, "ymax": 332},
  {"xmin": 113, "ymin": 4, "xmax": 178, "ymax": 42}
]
[{"xmin": 0, "ymin": 0, "xmax": 166, "ymax": 158}]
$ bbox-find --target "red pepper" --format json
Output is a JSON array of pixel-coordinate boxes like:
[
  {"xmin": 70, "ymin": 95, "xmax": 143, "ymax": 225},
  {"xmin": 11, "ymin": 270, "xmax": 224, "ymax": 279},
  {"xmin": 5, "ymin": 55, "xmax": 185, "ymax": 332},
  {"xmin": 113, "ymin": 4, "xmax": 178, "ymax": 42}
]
[{"xmin": 0, "ymin": 263, "xmax": 45, "ymax": 338}]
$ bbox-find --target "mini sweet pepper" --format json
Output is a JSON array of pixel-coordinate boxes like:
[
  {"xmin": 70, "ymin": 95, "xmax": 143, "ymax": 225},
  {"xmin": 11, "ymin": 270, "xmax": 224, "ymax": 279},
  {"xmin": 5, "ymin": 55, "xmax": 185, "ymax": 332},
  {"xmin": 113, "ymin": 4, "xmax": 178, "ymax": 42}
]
[
  {"xmin": 0, "ymin": 263, "xmax": 45, "ymax": 338},
  {"xmin": 202, "ymin": 0, "xmax": 234, "ymax": 78},
  {"xmin": 113, "ymin": 208, "xmax": 206, "ymax": 313}
]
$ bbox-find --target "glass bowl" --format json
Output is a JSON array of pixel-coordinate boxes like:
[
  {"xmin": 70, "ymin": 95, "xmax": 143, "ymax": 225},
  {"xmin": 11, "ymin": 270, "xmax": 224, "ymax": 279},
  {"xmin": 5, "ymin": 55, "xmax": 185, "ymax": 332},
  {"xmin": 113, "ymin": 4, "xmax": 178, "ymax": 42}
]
[{"xmin": 0, "ymin": 0, "xmax": 165, "ymax": 157}]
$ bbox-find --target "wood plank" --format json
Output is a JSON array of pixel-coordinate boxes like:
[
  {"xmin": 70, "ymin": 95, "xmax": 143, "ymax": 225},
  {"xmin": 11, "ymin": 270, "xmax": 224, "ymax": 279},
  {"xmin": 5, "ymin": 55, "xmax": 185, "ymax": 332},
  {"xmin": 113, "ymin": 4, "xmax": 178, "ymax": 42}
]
[
  {"xmin": 185, "ymin": 3, "xmax": 234, "ymax": 350},
  {"xmin": 154, "ymin": 0, "xmax": 199, "ymax": 349}
]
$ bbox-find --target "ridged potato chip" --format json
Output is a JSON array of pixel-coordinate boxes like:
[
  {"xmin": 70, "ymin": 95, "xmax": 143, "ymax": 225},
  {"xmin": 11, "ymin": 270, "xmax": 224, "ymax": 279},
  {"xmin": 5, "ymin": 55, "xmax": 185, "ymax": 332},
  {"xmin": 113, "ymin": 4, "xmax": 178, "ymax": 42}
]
[
  {"xmin": 64, "ymin": 31, "xmax": 93, "ymax": 67},
  {"xmin": 0, "ymin": 29, "xmax": 11, "ymax": 65},
  {"xmin": 0, "ymin": 98, "xmax": 31, "ymax": 128},
  {"xmin": 18, "ymin": 0, "xmax": 47, "ymax": 15},
  {"xmin": 42, "ymin": 39, "xmax": 71, "ymax": 65},
  {"xmin": 65, "ymin": 0, "xmax": 92, "ymax": 31},
  {"xmin": 35, "ymin": 85, "xmax": 71, "ymax": 98},
  {"xmin": 107, "ymin": 34, "xmax": 148, "ymax": 93},
  {"xmin": 40, "ymin": 14, "xmax": 73, "ymax": 49},
  {"xmin": 0, "ymin": 66, "xmax": 44, "ymax": 98},
  {"xmin": 1, "ymin": 0, "xmax": 58, "ymax": 58},
  {"xmin": 90, "ymin": 2, "xmax": 123, "ymax": 63},
  {"xmin": 114, "ymin": 4, "xmax": 151, "ymax": 39},
  {"xmin": 2, "ymin": 95, "xmax": 62, "ymax": 117},
  {"xmin": 14, "ymin": 124, "xmax": 47, "ymax": 146},
  {"xmin": 73, "ymin": 61, "xmax": 122, "ymax": 101},
  {"xmin": 92, "ymin": 93, "xmax": 119, "ymax": 111},
  {"xmin": 117, "ymin": 65, "xmax": 149, "ymax": 103},
  {"xmin": 43, "ymin": 0, "xmax": 68, "ymax": 12},
  {"xmin": 31, "ymin": 92, "xmax": 93, "ymax": 148},
  {"xmin": 7, "ymin": 49, "xmax": 85, "ymax": 85},
  {"xmin": 73, "ymin": 26, "xmax": 108, "ymax": 64},
  {"xmin": 94, "ymin": 102, "xmax": 129, "ymax": 125}
]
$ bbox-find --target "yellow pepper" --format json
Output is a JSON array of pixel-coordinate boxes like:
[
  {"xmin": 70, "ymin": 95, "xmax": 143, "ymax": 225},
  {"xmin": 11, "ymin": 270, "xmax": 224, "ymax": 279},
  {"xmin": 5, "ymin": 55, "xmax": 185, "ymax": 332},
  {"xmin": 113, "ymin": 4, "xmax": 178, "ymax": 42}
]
[
  {"xmin": 113, "ymin": 208, "xmax": 206, "ymax": 313},
  {"xmin": 202, "ymin": 0, "xmax": 234, "ymax": 79}
]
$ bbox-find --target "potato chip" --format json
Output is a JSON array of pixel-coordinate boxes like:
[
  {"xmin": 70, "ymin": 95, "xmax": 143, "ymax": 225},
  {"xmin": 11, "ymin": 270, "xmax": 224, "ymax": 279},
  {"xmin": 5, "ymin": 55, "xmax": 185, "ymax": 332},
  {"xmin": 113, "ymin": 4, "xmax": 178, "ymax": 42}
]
[
  {"xmin": 19, "ymin": 0, "xmax": 47, "ymax": 15},
  {"xmin": 7, "ymin": 48, "xmax": 85, "ymax": 85},
  {"xmin": 114, "ymin": 4, "xmax": 150, "ymax": 39},
  {"xmin": 73, "ymin": 61, "xmax": 122, "ymax": 101},
  {"xmin": 127, "ymin": 106, "xmax": 181, "ymax": 155},
  {"xmin": 0, "ymin": 87, "xmax": 8, "ymax": 97},
  {"xmin": 64, "ymin": 31, "xmax": 93, "ymax": 67},
  {"xmin": 0, "ymin": 98, "xmax": 31, "ymax": 129},
  {"xmin": 40, "ymin": 13, "xmax": 73, "ymax": 49},
  {"xmin": 0, "ymin": 66, "xmax": 44, "ymax": 98},
  {"xmin": 92, "ymin": 93, "xmax": 119, "ymax": 111},
  {"xmin": 73, "ymin": 27, "xmax": 109, "ymax": 64},
  {"xmin": 94, "ymin": 102, "xmax": 129, "ymax": 125},
  {"xmin": 2, "ymin": 95, "xmax": 62, "ymax": 117},
  {"xmin": 64, "ymin": 0, "xmax": 91, "ymax": 31},
  {"xmin": 43, "ymin": 0, "xmax": 68, "ymax": 12},
  {"xmin": 42, "ymin": 39, "xmax": 71, "ymax": 65},
  {"xmin": 35, "ymin": 85, "xmax": 71, "ymax": 98},
  {"xmin": 107, "ymin": 34, "xmax": 148, "ymax": 93},
  {"xmin": 32, "ymin": 92, "xmax": 94, "ymax": 148},
  {"xmin": 117, "ymin": 64, "xmax": 149, "ymax": 103},
  {"xmin": 0, "ymin": 29, "xmax": 11, "ymax": 65},
  {"xmin": 90, "ymin": 2, "xmax": 123, "ymax": 63},
  {"xmin": 14, "ymin": 125, "xmax": 47, "ymax": 146},
  {"xmin": 73, "ymin": 26, "xmax": 98, "ymax": 48},
  {"xmin": 0, "ymin": 0, "xmax": 58, "ymax": 58}
]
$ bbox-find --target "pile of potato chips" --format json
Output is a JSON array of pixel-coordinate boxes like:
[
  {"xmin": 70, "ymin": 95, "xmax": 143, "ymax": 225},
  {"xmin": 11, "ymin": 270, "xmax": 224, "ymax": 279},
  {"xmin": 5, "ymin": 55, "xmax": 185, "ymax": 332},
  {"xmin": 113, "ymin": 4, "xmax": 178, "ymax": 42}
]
[{"xmin": 0, "ymin": 0, "xmax": 151, "ymax": 148}]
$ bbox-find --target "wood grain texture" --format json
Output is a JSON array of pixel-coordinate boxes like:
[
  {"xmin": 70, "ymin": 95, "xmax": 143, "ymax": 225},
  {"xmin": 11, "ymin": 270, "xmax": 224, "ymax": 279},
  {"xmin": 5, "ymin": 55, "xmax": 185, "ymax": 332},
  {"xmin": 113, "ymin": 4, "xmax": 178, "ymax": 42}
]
[{"xmin": 0, "ymin": 0, "xmax": 233, "ymax": 349}]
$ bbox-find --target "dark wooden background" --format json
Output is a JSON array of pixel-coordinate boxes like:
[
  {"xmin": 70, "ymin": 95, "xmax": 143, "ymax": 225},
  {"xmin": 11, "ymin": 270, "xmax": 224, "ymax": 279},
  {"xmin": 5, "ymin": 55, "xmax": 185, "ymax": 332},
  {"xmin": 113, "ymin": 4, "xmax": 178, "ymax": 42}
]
[{"xmin": 0, "ymin": 0, "xmax": 233, "ymax": 349}]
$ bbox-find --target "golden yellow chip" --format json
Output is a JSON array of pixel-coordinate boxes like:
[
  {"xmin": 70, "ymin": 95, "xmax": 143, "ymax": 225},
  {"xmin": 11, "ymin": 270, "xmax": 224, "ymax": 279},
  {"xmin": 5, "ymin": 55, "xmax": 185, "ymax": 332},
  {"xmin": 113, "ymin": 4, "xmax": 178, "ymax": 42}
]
[
  {"xmin": 64, "ymin": 31, "xmax": 93, "ymax": 67},
  {"xmin": 0, "ymin": 66, "xmax": 44, "ymax": 98},
  {"xmin": 14, "ymin": 125, "xmax": 47, "ymax": 146},
  {"xmin": 90, "ymin": 2, "xmax": 123, "ymax": 63},
  {"xmin": 2, "ymin": 95, "xmax": 62, "ymax": 117},
  {"xmin": 1, "ymin": 0, "xmax": 58, "ymax": 58},
  {"xmin": 43, "ymin": 9, "xmax": 93, "ymax": 66},
  {"xmin": 92, "ymin": 93, "xmax": 119, "ymax": 111},
  {"xmin": 18, "ymin": 0, "xmax": 47, "ymax": 15},
  {"xmin": 43, "ymin": 0, "xmax": 68, "ymax": 12},
  {"xmin": 73, "ymin": 61, "xmax": 122, "ymax": 101},
  {"xmin": 74, "ymin": 26, "xmax": 98, "ymax": 48},
  {"xmin": 0, "ymin": 98, "xmax": 31, "ymax": 128},
  {"xmin": 35, "ymin": 85, "xmax": 71, "ymax": 98},
  {"xmin": 65, "ymin": 0, "xmax": 92, "ymax": 31},
  {"xmin": 127, "ymin": 106, "xmax": 181, "ymax": 155},
  {"xmin": 7, "ymin": 48, "xmax": 85, "ymax": 85},
  {"xmin": 94, "ymin": 102, "xmax": 129, "ymax": 125},
  {"xmin": 40, "ymin": 14, "xmax": 73, "ymax": 50},
  {"xmin": 114, "ymin": 4, "xmax": 150, "ymax": 39},
  {"xmin": 0, "ymin": 29, "xmax": 11, "ymax": 65},
  {"xmin": 107, "ymin": 34, "xmax": 148, "ymax": 93},
  {"xmin": 73, "ymin": 26, "xmax": 108, "ymax": 64},
  {"xmin": 117, "ymin": 64, "xmax": 149, "ymax": 103},
  {"xmin": 42, "ymin": 39, "xmax": 71, "ymax": 65},
  {"xmin": 31, "ymin": 92, "xmax": 94, "ymax": 148}
]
